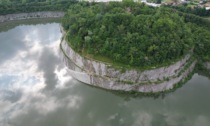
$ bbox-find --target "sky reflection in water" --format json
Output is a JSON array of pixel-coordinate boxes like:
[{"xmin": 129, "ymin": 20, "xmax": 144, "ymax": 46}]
[{"xmin": 0, "ymin": 21, "xmax": 210, "ymax": 126}]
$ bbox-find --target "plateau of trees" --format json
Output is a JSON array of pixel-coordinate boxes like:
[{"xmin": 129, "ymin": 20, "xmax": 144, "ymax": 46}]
[
  {"xmin": 0, "ymin": 0, "xmax": 209, "ymax": 68},
  {"xmin": 62, "ymin": 1, "xmax": 210, "ymax": 68}
]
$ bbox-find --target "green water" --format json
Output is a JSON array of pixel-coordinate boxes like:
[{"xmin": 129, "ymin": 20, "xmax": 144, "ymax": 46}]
[{"xmin": 0, "ymin": 20, "xmax": 210, "ymax": 126}]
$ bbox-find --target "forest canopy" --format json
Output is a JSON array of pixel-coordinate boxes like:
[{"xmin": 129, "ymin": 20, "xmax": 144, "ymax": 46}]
[
  {"xmin": 0, "ymin": 0, "xmax": 77, "ymax": 15},
  {"xmin": 62, "ymin": 1, "xmax": 210, "ymax": 68},
  {"xmin": 0, "ymin": 0, "xmax": 209, "ymax": 68}
]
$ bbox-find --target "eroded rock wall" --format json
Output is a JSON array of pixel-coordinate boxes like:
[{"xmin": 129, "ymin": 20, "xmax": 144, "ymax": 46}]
[
  {"xmin": 61, "ymin": 35, "xmax": 191, "ymax": 84},
  {"xmin": 60, "ymin": 27, "xmax": 196, "ymax": 93},
  {"xmin": 0, "ymin": 11, "xmax": 64, "ymax": 23}
]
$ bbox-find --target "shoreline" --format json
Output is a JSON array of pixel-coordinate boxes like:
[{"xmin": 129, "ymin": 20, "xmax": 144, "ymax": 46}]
[
  {"xmin": 59, "ymin": 26, "xmax": 204, "ymax": 93},
  {"xmin": 0, "ymin": 11, "xmax": 64, "ymax": 23},
  {"xmin": 1, "ymin": 12, "xmax": 208, "ymax": 93}
]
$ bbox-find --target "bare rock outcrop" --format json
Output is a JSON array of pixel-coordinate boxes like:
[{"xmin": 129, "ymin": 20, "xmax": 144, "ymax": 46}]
[
  {"xmin": 60, "ymin": 27, "xmax": 196, "ymax": 93},
  {"xmin": 0, "ymin": 11, "xmax": 64, "ymax": 23}
]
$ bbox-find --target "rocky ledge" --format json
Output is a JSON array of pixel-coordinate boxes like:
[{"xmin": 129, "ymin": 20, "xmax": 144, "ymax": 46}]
[
  {"xmin": 204, "ymin": 62, "xmax": 210, "ymax": 70},
  {"xmin": 0, "ymin": 11, "xmax": 64, "ymax": 23},
  {"xmin": 60, "ymin": 27, "xmax": 198, "ymax": 93}
]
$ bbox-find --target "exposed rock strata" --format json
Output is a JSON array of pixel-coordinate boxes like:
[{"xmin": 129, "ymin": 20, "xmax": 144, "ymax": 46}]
[
  {"xmin": 60, "ymin": 27, "xmax": 196, "ymax": 93},
  {"xmin": 0, "ymin": 11, "xmax": 64, "ymax": 23},
  {"xmin": 0, "ymin": 13, "xmax": 199, "ymax": 93}
]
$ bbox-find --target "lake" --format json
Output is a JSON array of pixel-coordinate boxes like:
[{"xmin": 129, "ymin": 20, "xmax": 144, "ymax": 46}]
[{"xmin": 0, "ymin": 20, "xmax": 210, "ymax": 126}]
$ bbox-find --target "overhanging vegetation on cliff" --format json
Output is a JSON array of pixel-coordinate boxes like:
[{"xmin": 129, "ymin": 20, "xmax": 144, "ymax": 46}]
[
  {"xmin": 0, "ymin": 0, "xmax": 209, "ymax": 92},
  {"xmin": 62, "ymin": 1, "xmax": 210, "ymax": 69}
]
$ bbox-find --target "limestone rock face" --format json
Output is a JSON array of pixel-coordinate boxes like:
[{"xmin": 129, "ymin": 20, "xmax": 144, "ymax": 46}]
[
  {"xmin": 0, "ymin": 12, "xmax": 64, "ymax": 23},
  {"xmin": 61, "ymin": 29, "xmax": 191, "ymax": 81},
  {"xmin": 0, "ymin": 12, "xmax": 199, "ymax": 93},
  {"xmin": 60, "ymin": 26, "xmax": 196, "ymax": 93}
]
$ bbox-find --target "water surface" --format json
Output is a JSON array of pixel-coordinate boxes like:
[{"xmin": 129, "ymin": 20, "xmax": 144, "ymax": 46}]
[{"xmin": 0, "ymin": 20, "xmax": 210, "ymax": 126}]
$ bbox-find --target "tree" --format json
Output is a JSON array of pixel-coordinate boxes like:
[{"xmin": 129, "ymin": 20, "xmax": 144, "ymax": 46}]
[{"xmin": 0, "ymin": 0, "xmax": 11, "ymax": 5}]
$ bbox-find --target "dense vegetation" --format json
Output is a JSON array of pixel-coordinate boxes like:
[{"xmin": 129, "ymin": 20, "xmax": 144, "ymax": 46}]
[
  {"xmin": 1, "ymin": 0, "xmax": 209, "ymax": 68},
  {"xmin": 147, "ymin": 0, "xmax": 161, "ymax": 4},
  {"xmin": 0, "ymin": 0, "xmax": 77, "ymax": 15},
  {"xmin": 62, "ymin": 1, "xmax": 210, "ymax": 68},
  {"xmin": 166, "ymin": 4, "xmax": 210, "ymax": 17}
]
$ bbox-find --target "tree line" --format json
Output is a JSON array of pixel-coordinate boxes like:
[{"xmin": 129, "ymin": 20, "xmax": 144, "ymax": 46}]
[
  {"xmin": 0, "ymin": 0, "xmax": 78, "ymax": 15},
  {"xmin": 62, "ymin": 1, "xmax": 210, "ymax": 68},
  {"xmin": 1, "ymin": 0, "xmax": 209, "ymax": 68},
  {"xmin": 165, "ymin": 4, "xmax": 210, "ymax": 17},
  {"xmin": 62, "ymin": 1, "xmax": 198, "ymax": 67}
]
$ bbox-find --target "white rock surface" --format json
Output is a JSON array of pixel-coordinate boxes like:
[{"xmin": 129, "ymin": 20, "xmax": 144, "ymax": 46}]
[
  {"xmin": 0, "ymin": 11, "xmax": 64, "ymax": 23},
  {"xmin": 60, "ymin": 28, "xmax": 191, "ymax": 83},
  {"xmin": 60, "ymin": 27, "xmax": 196, "ymax": 93}
]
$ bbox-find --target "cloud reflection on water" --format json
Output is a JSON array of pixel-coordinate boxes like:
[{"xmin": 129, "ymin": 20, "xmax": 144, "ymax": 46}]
[
  {"xmin": 0, "ymin": 22, "xmax": 210, "ymax": 126},
  {"xmin": 0, "ymin": 23, "xmax": 81, "ymax": 126}
]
